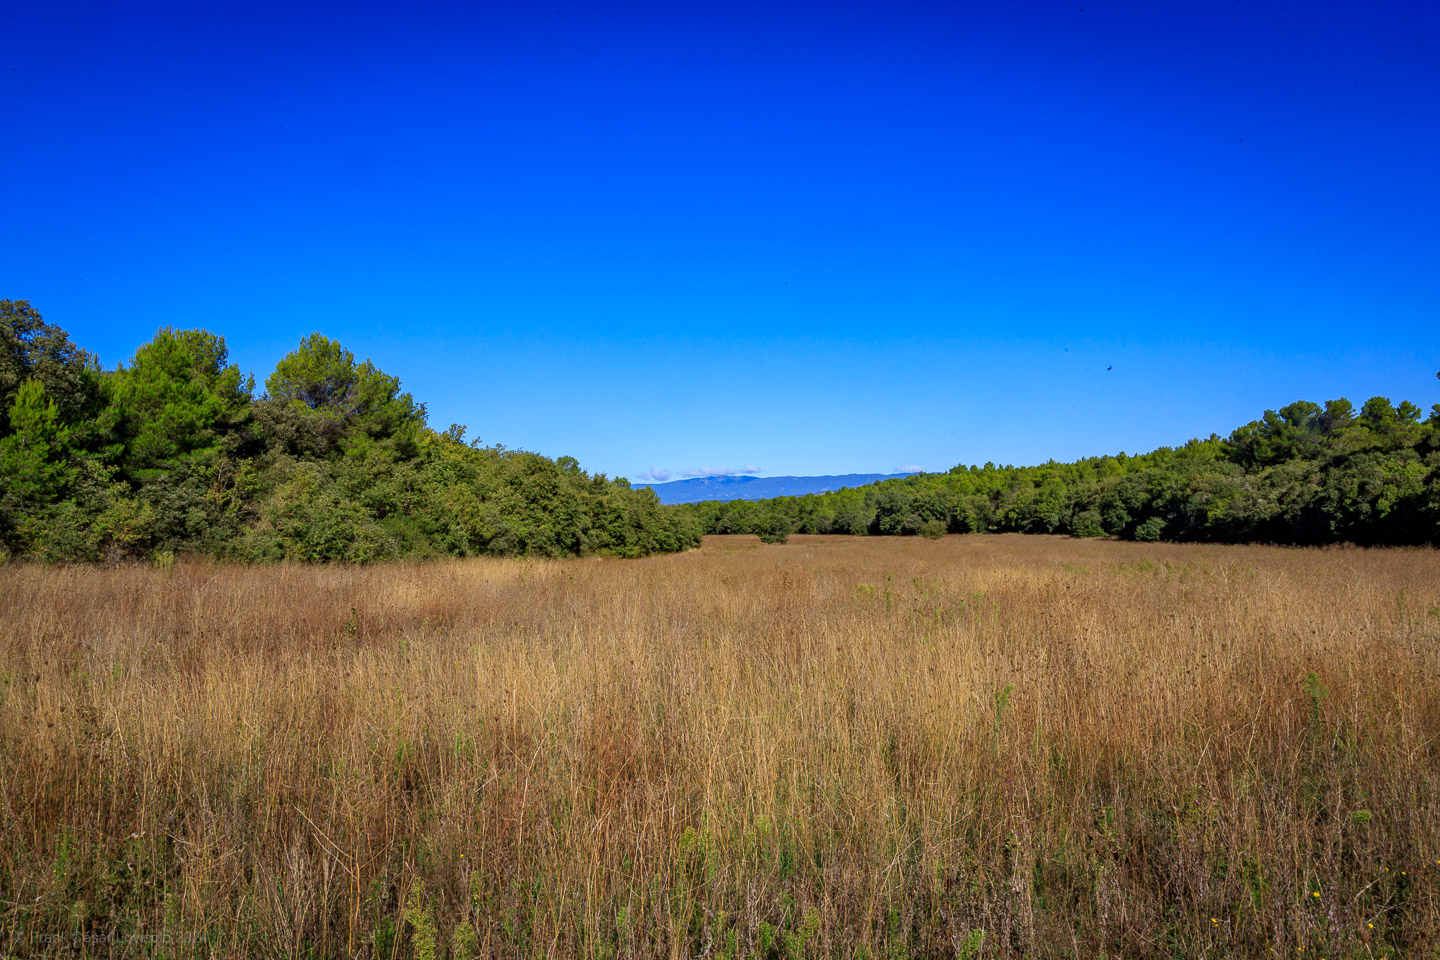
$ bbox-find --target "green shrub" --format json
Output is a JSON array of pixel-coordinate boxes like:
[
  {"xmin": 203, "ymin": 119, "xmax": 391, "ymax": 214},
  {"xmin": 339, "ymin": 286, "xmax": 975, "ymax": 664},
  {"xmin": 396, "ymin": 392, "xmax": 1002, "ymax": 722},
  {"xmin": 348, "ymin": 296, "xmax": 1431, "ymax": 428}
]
[
  {"xmin": 1072, "ymin": 509, "xmax": 1105, "ymax": 538},
  {"xmin": 1134, "ymin": 516, "xmax": 1166, "ymax": 541}
]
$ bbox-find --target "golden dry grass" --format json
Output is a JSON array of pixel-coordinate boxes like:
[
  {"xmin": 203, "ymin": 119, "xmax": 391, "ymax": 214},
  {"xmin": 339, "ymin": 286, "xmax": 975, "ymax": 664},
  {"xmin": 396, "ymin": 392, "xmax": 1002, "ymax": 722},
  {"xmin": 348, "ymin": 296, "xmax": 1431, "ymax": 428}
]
[{"xmin": 1, "ymin": 534, "xmax": 1438, "ymax": 958}]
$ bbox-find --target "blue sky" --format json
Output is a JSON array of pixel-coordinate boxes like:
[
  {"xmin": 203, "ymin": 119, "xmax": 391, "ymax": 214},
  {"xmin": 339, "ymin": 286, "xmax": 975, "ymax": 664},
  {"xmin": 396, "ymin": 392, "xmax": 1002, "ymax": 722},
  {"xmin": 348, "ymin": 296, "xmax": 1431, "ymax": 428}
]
[{"xmin": 3, "ymin": 0, "xmax": 1436, "ymax": 482}]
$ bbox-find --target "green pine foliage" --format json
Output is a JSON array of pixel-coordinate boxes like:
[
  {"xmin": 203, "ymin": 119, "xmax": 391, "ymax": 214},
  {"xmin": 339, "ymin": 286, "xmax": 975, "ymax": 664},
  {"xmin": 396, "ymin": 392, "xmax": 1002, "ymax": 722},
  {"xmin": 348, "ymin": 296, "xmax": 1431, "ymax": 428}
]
[
  {"xmin": 684, "ymin": 387, "xmax": 1440, "ymax": 546},
  {"xmin": 0, "ymin": 302, "xmax": 700, "ymax": 563},
  {"xmin": 0, "ymin": 379, "xmax": 79, "ymax": 546}
]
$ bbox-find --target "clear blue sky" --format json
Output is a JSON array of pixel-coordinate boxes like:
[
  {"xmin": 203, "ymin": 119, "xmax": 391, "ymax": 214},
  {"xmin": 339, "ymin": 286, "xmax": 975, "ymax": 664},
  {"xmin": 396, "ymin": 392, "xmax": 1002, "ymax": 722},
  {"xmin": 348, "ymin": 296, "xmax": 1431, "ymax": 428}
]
[{"xmin": 3, "ymin": 0, "xmax": 1436, "ymax": 482}]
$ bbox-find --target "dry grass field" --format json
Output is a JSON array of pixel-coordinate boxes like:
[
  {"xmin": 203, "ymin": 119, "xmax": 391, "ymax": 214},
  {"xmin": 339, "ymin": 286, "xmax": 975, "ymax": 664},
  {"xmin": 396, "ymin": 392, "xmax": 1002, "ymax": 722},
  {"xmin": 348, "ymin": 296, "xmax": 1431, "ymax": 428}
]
[{"xmin": 1, "ymin": 535, "xmax": 1438, "ymax": 959}]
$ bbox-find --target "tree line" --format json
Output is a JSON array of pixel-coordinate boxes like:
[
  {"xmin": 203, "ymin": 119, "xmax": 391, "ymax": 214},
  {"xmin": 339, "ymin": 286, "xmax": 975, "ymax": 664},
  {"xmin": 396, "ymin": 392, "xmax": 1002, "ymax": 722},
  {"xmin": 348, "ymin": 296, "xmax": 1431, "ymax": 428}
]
[
  {"xmin": 683, "ymin": 390, "xmax": 1440, "ymax": 546},
  {"xmin": 0, "ymin": 300, "xmax": 700, "ymax": 562}
]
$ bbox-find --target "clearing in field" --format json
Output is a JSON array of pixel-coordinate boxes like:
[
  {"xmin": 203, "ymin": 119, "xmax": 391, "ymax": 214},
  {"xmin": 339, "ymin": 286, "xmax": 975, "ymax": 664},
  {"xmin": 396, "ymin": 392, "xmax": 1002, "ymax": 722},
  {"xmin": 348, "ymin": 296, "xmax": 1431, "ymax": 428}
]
[{"xmin": 1, "ymin": 535, "xmax": 1437, "ymax": 958}]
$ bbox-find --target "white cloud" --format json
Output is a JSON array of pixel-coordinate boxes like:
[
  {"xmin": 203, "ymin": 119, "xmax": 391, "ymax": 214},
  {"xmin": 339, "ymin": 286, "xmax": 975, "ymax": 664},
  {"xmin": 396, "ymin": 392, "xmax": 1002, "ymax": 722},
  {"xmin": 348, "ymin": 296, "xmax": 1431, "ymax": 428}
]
[
  {"xmin": 897, "ymin": 464, "xmax": 924, "ymax": 474},
  {"xmin": 678, "ymin": 465, "xmax": 761, "ymax": 479},
  {"xmin": 633, "ymin": 467, "xmax": 673, "ymax": 483}
]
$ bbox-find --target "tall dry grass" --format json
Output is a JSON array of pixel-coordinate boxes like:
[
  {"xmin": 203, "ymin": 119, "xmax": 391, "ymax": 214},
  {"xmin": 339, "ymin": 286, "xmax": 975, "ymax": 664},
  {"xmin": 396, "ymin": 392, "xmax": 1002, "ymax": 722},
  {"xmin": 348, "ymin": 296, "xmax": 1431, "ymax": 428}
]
[{"xmin": 0, "ymin": 534, "xmax": 1437, "ymax": 958}]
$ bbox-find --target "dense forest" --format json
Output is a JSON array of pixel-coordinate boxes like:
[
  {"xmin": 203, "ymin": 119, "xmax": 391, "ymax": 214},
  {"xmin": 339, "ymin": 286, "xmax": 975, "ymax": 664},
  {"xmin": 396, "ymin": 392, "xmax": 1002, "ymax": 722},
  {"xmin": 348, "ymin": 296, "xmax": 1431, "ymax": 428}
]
[
  {"xmin": 0, "ymin": 300, "xmax": 700, "ymax": 562},
  {"xmin": 685, "ymin": 386, "xmax": 1440, "ymax": 546},
  {"xmin": 5, "ymin": 298, "xmax": 1436, "ymax": 562}
]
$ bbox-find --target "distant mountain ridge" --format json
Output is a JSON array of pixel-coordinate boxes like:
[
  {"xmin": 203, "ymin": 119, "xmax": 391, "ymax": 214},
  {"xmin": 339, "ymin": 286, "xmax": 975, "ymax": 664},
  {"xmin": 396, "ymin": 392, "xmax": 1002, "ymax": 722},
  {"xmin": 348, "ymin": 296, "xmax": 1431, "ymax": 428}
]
[{"xmin": 634, "ymin": 473, "xmax": 916, "ymax": 505}]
